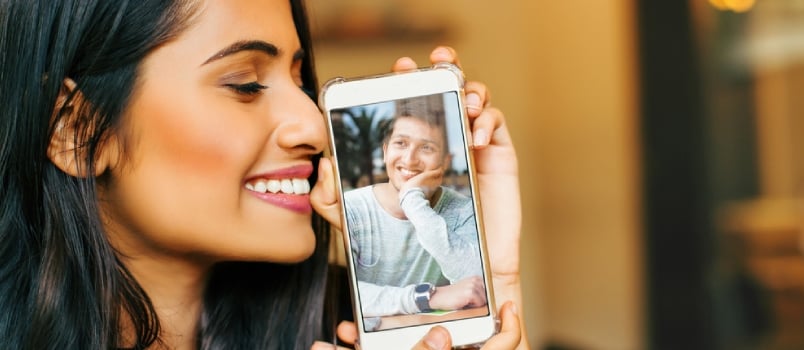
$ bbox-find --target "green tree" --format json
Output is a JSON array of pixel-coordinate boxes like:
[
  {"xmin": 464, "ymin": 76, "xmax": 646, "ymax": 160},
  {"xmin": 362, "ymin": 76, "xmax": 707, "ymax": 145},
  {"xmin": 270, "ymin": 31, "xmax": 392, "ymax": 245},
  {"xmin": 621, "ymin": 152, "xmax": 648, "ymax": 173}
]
[{"xmin": 332, "ymin": 106, "xmax": 392, "ymax": 188}]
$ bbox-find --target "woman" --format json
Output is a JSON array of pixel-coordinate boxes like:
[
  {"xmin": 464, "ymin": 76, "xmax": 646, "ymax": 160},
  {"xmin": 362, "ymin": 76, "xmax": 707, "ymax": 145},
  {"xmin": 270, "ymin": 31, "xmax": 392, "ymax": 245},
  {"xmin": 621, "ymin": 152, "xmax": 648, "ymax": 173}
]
[{"xmin": 0, "ymin": 1, "xmax": 527, "ymax": 349}]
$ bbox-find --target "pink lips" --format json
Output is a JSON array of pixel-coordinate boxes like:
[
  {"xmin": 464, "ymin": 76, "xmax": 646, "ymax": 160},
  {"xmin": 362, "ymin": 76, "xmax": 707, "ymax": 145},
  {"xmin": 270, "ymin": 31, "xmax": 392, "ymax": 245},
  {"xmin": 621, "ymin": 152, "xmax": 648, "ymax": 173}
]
[
  {"xmin": 251, "ymin": 192, "xmax": 312, "ymax": 214},
  {"xmin": 245, "ymin": 164, "xmax": 314, "ymax": 214}
]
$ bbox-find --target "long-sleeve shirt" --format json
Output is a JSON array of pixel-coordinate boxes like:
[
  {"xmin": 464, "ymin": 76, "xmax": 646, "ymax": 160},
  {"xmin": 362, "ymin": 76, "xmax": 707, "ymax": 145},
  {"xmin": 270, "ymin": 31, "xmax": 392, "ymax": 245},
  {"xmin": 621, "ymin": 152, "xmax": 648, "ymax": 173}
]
[{"xmin": 344, "ymin": 185, "xmax": 482, "ymax": 318}]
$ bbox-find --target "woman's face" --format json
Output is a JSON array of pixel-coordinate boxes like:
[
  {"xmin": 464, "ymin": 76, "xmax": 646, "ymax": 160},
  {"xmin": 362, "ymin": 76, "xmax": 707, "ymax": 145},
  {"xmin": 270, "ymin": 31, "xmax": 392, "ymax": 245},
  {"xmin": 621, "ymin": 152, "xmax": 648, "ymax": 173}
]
[{"xmin": 101, "ymin": 0, "xmax": 326, "ymax": 264}]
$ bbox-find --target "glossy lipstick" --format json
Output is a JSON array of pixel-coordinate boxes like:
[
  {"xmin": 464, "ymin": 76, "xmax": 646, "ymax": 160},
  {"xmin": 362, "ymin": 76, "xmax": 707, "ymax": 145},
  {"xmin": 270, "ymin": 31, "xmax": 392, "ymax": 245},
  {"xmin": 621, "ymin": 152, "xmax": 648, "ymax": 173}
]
[{"xmin": 244, "ymin": 164, "xmax": 314, "ymax": 214}]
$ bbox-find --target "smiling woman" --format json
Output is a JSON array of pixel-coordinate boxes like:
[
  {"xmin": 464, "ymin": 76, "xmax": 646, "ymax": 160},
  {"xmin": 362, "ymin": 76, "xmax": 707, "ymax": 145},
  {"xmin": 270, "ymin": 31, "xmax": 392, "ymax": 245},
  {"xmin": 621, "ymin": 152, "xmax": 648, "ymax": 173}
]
[
  {"xmin": 0, "ymin": 0, "xmax": 330, "ymax": 349},
  {"xmin": 106, "ymin": 0, "xmax": 326, "ymax": 267},
  {"xmin": 0, "ymin": 0, "xmax": 527, "ymax": 349}
]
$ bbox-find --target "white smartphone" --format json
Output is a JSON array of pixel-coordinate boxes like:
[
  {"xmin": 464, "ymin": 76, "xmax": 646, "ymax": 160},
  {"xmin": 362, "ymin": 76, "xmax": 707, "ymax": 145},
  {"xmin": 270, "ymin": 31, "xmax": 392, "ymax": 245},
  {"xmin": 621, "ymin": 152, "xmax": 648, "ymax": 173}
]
[{"xmin": 320, "ymin": 63, "xmax": 498, "ymax": 349}]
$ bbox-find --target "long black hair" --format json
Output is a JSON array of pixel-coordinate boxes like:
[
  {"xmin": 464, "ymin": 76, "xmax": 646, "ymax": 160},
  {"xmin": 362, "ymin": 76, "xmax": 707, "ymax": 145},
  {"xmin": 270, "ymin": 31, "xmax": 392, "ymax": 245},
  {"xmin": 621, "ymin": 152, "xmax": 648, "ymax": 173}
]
[{"xmin": 0, "ymin": 1, "xmax": 331, "ymax": 349}]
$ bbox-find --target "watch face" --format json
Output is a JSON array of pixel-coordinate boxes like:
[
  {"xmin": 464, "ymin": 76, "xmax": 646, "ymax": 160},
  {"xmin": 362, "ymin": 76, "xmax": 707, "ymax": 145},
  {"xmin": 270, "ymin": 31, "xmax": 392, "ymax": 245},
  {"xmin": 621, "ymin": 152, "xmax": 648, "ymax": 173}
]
[{"xmin": 415, "ymin": 283, "xmax": 431, "ymax": 294}]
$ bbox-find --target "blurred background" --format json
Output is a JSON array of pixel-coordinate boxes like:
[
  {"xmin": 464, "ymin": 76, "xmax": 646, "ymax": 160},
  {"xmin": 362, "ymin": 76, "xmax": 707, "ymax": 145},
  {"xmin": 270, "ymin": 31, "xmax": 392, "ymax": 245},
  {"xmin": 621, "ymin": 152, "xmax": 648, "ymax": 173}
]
[{"xmin": 307, "ymin": 0, "xmax": 804, "ymax": 349}]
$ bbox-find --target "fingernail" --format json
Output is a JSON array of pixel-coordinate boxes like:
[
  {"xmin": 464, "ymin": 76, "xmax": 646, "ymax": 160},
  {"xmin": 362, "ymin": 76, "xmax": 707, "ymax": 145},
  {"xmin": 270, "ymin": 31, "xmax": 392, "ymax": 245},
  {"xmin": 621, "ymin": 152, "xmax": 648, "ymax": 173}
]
[
  {"xmin": 473, "ymin": 128, "xmax": 488, "ymax": 147},
  {"xmin": 309, "ymin": 341, "xmax": 334, "ymax": 350},
  {"xmin": 509, "ymin": 301, "xmax": 519, "ymax": 316},
  {"xmin": 398, "ymin": 57, "xmax": 416, "ymax": 66},
  {"xmin": 466, "ymin": 93, "xmax": 481, "ymax": 110},
  {"xmin": 434, "ymin": 46, "xmax": 451, "ymax": 58},
  {"xmin": 423, "ymin": 328, "xmax": 448, "ymax": 350}
]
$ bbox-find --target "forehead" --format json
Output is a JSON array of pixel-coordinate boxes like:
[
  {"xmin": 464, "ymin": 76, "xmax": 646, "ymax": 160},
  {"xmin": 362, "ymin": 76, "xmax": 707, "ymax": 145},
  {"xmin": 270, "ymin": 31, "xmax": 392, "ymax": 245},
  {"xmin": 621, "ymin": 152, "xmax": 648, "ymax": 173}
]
[
  {"xmin": 390, "ymin": 117, "xmax": 444, "ymax": 142},
  {"xmin": 173, "ymin": 0, "xmax": 299, "ymax": 60}
]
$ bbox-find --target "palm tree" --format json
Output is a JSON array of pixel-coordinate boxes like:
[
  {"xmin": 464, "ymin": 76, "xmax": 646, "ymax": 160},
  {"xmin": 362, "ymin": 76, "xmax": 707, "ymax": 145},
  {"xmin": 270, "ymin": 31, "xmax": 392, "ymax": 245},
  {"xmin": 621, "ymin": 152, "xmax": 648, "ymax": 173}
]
[
  {"xmin": 330, "ymin": 115, "xmax": 361, "ymax": 188},
  {"xmin": 331, "ymin": 106, "xmax": 392, "ymax": 188}
]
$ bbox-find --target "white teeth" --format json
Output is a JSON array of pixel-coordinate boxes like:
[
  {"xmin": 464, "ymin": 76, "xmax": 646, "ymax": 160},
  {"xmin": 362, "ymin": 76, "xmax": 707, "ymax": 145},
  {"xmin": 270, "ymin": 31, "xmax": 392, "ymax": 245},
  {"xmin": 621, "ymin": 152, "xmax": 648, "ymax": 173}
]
[
  {"xmin": 266, "ymin": 179, "xmax": 281, "ymax": 193},
  {"xmin": 400, "ymin": 168, "xmax": 419, "ymax": 177},
  {"xmin": 292, "ymin": 178, "xmax": 308, "ymax": 194},
  {"xmin": 280, "ymin": 179, "xmax": 293, "ymax": 193},
  {"xmin": 246, "ymin": 178, "xmax": 310, "ymax": 195}
]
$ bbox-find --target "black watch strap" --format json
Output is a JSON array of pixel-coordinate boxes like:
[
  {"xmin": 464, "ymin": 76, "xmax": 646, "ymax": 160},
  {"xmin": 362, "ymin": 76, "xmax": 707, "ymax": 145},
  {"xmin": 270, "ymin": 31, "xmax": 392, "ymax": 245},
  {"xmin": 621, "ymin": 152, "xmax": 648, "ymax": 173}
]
[{"xmin": 414, "ymin": 283, "xmax": 435, "ymax": 312}]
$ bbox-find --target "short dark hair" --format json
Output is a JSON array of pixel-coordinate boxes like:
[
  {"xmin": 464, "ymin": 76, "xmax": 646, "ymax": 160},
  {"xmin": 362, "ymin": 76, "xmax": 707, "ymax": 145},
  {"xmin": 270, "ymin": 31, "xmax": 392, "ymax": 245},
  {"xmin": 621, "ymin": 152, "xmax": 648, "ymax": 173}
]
[{"xmin": 383, "ymin": 94, "xmax": 449, "ymax": 149}]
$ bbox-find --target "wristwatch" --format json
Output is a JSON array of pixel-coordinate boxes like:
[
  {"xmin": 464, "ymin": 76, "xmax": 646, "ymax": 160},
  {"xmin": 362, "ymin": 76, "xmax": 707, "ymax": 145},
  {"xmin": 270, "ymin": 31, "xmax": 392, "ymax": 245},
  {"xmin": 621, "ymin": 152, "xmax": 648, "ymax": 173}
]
[{"xmin": 414, "ymin": 283, "xmax": 436, "ymax": 312}]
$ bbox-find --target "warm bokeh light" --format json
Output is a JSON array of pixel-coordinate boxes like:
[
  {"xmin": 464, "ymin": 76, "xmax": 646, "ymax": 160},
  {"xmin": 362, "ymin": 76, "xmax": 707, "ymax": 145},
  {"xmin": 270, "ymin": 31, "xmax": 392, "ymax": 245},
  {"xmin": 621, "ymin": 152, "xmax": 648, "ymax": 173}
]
[
  {"xmin": 710, "ymin": 0, "xmax": 756, "ymax": 12},
  {"xmin": 725, "ymin": 0, "xmax": 756, "ymax": 12},
  {"xmin": 708, "ymin": 0, "xmax": 729, "ymax": 10}
]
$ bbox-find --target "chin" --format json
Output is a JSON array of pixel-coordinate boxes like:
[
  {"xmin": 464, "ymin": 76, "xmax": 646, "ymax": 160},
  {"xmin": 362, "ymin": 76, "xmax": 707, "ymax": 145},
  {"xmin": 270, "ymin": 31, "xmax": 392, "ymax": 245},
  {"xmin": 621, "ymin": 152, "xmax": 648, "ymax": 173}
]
[
  {"xmin": 258, "ymin": 229, "xmax": 318, "ymax": 264},
  {"xmin": 280, "ymin": 242, "xmax": 317, "ymax": 263}
]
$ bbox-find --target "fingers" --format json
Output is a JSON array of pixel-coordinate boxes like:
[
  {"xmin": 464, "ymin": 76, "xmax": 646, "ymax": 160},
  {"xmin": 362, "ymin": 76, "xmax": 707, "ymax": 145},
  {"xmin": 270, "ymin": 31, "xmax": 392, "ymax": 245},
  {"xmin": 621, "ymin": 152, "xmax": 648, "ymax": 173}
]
[
  {"xmin": 429, "ymin": 46, "xmax": 461, "ymax": 68},
  {"xmin": 411, "ymin": 304, "xmax": 520, "ymax": 350},
  {"xmin": 428, "ymin": 46, "xmax": 490, "ymax": 119},
  {"xmin": 480, "ymin": 302, "xmax": 522, "ymax": 350},
  {"xmin": 392, "ymin": 56, "xmax": 418, "ymax": 72},
  {"xmin": 391, "ymin": 46, "xmax": 491, "ymax": 121},
  {"xmin": 423, "ymin": 48, "xmax": 495, "ymax": 149},
  {"xmin": 310, "ymin": 341, "xmax": 351, "ymax": 350},
  {"xmin": 392, "ymin": 46, "xmax": 462, "ymax": 72},
  {"xmin": 411, "ymin": 326, "xmax": 452, "ymax": 350},
  {"xmin": 324, "ymin": 306, "xmax": 516, "ymax": 350},
  {"xmin": 309, "ymin": 322, "xmax": 358, "ymax": 350},
  {"xmin": 470, "ymin": 107, "xmax": 510, "ymax": 150},
  {"xmin": 409, "ymin": 303, "xmax": 520, "ymax": 350},
  {"xmin": 310, "ymin": 157, "xmax": 342, "ymax": 230},
  {"xmin": 465, "ymin": 80, "xmax": 491, "ymax": 118},
  {"xmin": 336, "ymin": 321, "xmax": 358, "ymax": 345}
]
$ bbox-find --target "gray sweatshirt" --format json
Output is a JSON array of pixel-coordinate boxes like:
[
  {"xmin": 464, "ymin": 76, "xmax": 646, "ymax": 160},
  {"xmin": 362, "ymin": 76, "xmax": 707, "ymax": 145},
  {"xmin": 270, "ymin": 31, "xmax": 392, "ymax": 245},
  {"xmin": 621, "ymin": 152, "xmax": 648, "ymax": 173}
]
[{"xmin": 344, "ymin": 185, "xmax": 482, "ymax": 318}]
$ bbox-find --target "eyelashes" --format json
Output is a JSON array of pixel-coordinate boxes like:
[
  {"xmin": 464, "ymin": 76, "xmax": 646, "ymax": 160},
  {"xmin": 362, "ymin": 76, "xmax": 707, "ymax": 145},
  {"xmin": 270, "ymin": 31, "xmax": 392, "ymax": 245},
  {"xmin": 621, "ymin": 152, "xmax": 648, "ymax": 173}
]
[
  {"xmin": 224, "ymin": 81, "xmax": 268, "ymax": 95},
  {"xmin": 224, "ymin": 82, "xmax": 314, "ymax": 99}
]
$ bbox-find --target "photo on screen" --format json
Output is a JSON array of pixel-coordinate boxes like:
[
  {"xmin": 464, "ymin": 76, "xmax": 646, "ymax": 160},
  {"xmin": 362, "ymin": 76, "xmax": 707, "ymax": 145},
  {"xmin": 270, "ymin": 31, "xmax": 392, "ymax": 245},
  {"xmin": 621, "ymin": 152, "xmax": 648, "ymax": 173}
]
[{"xmin": 330, "ymin": 92, "xmax": 489, "ymax": 332}]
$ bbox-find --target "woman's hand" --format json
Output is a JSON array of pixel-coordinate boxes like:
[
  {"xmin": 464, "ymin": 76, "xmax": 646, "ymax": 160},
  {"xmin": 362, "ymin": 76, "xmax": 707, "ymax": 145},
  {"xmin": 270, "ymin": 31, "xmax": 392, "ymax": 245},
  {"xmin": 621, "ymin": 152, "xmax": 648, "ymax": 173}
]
[
  {"xmin": 310, "ymin": 301, "xmax": 521, "ymax": 350},
  {"xmin": 410, "ymin": 301, "xmax": 522, "ymax": 350},
  {"xmin": 393, "ymin": 47, "xmax": 522, "ymax": 285},
  {"xmin": 393, "ymin": 47, "xmax": 528, "ymax": 349},
  {"xmin": 310, "ymin": 156, "xmax": 340, "ymax": 225},
  {"xmin": 313, "ymin": 47, "xmax": 523, "ymax": 281},
  {"xmin": 310, "ymin": 46, "xmax": 528, "ymax": 349}
]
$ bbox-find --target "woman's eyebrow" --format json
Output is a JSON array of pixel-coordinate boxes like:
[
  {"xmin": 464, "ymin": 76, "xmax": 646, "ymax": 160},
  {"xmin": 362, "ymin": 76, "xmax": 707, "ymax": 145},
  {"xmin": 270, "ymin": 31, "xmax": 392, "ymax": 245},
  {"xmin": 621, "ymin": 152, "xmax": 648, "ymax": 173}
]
[{"xmin": 201, "ymin": 40, "xmax": 279, "ymax": 66}]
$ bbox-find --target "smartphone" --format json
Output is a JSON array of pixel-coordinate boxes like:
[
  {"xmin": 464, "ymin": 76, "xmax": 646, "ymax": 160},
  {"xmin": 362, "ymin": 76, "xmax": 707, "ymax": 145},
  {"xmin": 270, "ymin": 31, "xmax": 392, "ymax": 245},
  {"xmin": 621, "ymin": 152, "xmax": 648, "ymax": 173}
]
[{"xmin": 320, "ymin": 63, "xmax": 498, "ymax": 349}]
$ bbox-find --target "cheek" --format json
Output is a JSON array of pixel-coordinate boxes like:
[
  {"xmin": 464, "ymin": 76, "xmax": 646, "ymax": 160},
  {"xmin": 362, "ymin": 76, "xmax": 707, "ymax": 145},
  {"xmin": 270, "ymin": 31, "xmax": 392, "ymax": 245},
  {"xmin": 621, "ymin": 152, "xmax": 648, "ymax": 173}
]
[
  {"xmin": 427, "ymin": 155, "xmax": 445, "ymax": 169},
  {"xmin": 157, "ymin": 92, "xmax": 252, "ymax": 166},
  {"xmin": 384, "ymin": 150, "xmax": 401, "ymax": 166},
  {"xmin": 106, "ymin": 87, "xmax": 260, "ymax": 252},
  {"xmin": 132, "ymin": 95, "xmax": 255, "ymax": 198}
]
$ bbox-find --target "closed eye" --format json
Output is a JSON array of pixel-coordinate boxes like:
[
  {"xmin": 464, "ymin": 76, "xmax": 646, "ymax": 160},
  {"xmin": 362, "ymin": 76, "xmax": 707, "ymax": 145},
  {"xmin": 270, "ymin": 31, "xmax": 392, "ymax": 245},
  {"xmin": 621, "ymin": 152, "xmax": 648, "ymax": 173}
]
[{"xmin": 224, "ymin": 82, "xmax": 268, "ymax": 95}]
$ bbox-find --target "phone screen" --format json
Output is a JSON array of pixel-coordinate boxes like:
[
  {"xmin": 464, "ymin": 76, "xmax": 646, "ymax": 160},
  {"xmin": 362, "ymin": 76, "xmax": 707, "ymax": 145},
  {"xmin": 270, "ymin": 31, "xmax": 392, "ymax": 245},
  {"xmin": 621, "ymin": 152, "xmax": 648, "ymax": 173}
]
[{"xmin": 329, "ymin": 91, "xmax": 489, "ymax": 333}]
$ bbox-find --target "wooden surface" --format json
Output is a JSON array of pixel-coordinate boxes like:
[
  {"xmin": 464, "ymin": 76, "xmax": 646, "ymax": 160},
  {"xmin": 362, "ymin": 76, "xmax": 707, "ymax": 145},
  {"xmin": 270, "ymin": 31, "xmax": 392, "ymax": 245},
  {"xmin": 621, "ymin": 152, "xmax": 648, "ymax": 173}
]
[{"xmin": 377, "ymin": 306, "xmax": 489, "ymax": 331}]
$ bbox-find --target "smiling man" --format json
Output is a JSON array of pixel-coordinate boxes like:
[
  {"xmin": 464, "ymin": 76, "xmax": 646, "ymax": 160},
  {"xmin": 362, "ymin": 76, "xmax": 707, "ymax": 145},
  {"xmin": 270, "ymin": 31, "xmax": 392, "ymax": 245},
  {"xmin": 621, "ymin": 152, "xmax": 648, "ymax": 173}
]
[{"xmin": 343, "ymin": 95, "xmax": 487, "ymax": 325}]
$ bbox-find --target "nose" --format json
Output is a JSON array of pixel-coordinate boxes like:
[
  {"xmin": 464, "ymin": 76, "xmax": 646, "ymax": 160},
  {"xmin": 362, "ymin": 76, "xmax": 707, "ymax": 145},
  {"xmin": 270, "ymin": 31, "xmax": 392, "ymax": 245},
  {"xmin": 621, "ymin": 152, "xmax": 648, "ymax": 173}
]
[
  {"xmin": 273, "ymin": 84, "xmax": 327, "ymax": 156},
  {"xmin": 402, "ymin": 147, "xmax": 419, "ymax": 165}
]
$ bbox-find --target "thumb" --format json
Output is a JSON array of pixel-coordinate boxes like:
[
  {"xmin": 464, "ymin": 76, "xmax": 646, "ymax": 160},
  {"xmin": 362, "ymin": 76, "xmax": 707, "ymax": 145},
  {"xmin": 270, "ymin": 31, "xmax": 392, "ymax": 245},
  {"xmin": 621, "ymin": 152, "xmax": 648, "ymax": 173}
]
[
  {"xmin": 411, "ymin": 326, "xmax": 452, "ymax": 350},
  {"xmin": 480, "ymin": 301, "xmax": 521, "ymax": 349},
  {"xmin": 310, "ymin": 157, "xmax": 342, "ymax": 230}
]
